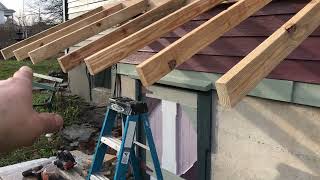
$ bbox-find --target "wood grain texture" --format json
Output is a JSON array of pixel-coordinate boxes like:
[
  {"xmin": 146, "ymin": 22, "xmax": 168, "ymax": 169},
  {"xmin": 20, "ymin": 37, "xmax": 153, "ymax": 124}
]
[
  {"xmin": 0, "ymin": 6, "xmax": 104, "ymax": 60},
  {"xmin": 58, "ymin": 0, "xmax": 186, "ymax": 73},
  {"xmin": 136, "ymin": 0, "xmax": 272, "ymax": 86},
  {"xmin": 84, "ymin": 0, "xmax": 225, "ymax": 75},
  {"xmin": 13, "ymin": 3, "xmax": 123, "ymax": 61},
  {"xmin": 215, "ymin": 0, "xmax": 320, "ymax": 108},
  {"xmin": 28, "ymin": 0, "xmax": 147, "ymax": 64}
]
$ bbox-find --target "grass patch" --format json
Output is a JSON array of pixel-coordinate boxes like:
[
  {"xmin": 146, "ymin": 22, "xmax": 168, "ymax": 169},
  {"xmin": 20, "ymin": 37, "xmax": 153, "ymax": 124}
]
[
  {"xmin": 0, "ymin": 136, "xmax": 62, "ymax": 167},
  {"xmin": 0, "ymin": 94, "xmax": 87, "ymax": 167},
  {"xmin": 0, "ymin": 59, "xmax": 87, "ymax": 167},
  {"xmin": 0, "ymin": 59, "xmax": 60, "ymax": 80}
]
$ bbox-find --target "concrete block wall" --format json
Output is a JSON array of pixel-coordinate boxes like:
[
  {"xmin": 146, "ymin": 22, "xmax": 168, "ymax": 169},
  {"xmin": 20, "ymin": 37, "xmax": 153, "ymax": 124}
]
[
  {"xmin": 69, "ymin": 64, "xmax": 91, "ymax": 101},
  {"xmin": 212, "ymin": 94, "xmax": 320, "ymax": 180}
]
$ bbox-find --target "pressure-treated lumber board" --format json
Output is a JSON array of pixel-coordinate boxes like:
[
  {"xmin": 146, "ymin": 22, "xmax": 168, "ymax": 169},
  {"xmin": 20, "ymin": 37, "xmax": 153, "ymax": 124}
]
[
  {"xmin": 84, "ymin": 0, "xmax": 225, "ymax": 75},
  {"xmin": 28, "ymin": 0, "xmax": 147, "ymax": 64},
  {"xmin": 0, "ymin": 6, "xmax": 104, "ymax": 60},
  {"xmin": 136, "ymin": 0, "xmax": 272, "ymax": 87},
  {"xmin": 33, "ymin": 73, "xmax": 64, "ymax": 83},
  {"xmin": 58, "ymin": 0, "xmax": 186, "ymax": 73},
  {"xmin": 12, "ymin": 3, "xmax": 123, "ymax": 61},
  {"xmin": 215, "ymin": 0, "xmax": 320, "ymax": 108}
]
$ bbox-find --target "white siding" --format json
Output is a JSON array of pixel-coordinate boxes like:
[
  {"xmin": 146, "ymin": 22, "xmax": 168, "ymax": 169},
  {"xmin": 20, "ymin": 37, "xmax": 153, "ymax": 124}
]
[
  {"xmin": 68, "ymin": 0, "xmax": 121, "ymax": 18},
  {"xmin": 66, "ymin": 0, "xmax": 120, "ymax": 51}
]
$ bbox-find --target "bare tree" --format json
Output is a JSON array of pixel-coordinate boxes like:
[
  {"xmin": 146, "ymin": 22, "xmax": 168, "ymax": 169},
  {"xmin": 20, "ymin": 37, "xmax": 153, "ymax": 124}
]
[
  {"xmin": 39, "ymin": 0, "xmax": 63, "ymax": 24},
  {"xmin": 25, "ymin": 0, "xmax": 44, "ymax": 24},
  {"xmin": 25, "ymin": 0, "xmax": 63, "ymax": 25}
]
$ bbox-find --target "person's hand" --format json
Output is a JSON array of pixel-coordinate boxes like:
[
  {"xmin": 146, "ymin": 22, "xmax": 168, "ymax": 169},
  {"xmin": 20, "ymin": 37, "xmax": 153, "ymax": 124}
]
[{"xmin": 0, "ymin": 66, "xmax": 63, "ymax": 153}]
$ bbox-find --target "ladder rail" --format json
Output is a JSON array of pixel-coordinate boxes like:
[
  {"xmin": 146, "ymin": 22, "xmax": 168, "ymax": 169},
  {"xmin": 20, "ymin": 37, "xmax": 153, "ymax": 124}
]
[
  {"xmin": 114, "ymin": 115, "xmax": 141, "ymax": 180},
  {"xmin": 142, "ymin": 114, "xmax": 164, "ymax": 180},
  {"xmin": 87, "ymin": 109, "xmax": 117, "ymax": 179}
]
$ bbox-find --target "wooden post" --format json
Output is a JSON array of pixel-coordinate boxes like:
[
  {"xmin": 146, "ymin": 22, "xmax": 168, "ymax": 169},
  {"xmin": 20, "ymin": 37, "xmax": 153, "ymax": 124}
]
[{"xmin": 197, "ymin": 90, "xmax": 213, "ymax": 180}]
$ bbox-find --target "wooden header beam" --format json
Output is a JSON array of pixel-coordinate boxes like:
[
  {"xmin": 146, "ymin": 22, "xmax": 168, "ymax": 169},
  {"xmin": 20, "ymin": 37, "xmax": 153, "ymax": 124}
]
[
  {"xmin": 136, "ymin": 0, "xmax": 272, "ymax": 87},
  {"xmin": 58, "ymin": 0, "xmax": 186, "ymax": 73},
  {"xmin": 0, "ymin": 6, "xmax": 104, "ymax": 60},
  {"xmin": 13, "ymin": 3, "xmax": 123, "ymax": 61},
  {"xmin": 28, "ymin": 0, "xmax": 147, "ymax": 64},
  {"xmin": 215, "ymin": 0, "xmax": 320, "ymax": 108},
  {"xmin": 84, "ymin": 0, "xmax": 225, "ymax": 75}
]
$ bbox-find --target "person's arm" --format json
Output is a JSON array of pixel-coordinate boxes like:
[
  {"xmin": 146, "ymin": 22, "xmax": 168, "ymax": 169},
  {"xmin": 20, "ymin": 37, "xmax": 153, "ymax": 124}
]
[{"xmin": 0, "ymin": 66, "xmax": 63, "ymax": 153}]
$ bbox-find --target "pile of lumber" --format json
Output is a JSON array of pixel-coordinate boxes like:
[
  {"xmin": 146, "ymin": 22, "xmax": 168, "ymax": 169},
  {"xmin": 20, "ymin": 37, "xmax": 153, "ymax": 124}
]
[{"xmin": 1, "ymin": 0, "xmax": 319, "ymax": 108}]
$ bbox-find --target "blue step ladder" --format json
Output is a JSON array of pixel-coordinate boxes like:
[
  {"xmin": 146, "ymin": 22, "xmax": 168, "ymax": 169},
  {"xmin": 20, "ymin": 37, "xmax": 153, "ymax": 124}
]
[{"xmin": 87, "ymin": 97, "xmax": 163, "ymax": 180}]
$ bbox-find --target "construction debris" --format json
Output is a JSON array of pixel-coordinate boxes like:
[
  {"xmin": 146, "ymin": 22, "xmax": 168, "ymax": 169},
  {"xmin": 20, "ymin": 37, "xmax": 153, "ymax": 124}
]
[
  {"xmin": 62, "ymin": 124, "xmax": 98, "ymax": 152},
  {"xmin": 0, "ymin": 150, "xmax": 117, "ymax": 180}
]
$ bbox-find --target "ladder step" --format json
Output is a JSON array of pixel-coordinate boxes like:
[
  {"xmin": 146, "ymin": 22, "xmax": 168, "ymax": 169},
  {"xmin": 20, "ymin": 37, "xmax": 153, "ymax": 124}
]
[
  {"xmin": 90, "ymin": 174, "xmax": 110, "ymax": 180},
  {"xmin": 134, "ymin": 140, "xmax": 150, "ymax": 151},
  {"xmin": 101, "ymin": 137, "xmax": 121, "ymax": 151},
  {"xmin": 101, "ymin": 137, "xmax": 150, "ymax": 151}
]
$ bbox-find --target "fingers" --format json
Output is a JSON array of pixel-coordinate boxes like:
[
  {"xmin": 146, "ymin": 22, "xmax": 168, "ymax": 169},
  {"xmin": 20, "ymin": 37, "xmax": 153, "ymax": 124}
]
[
  {"xmin": 13, "ymin": 66, "xmax": 33, "ymax": 82},
  {"xmin": 36, "ymin": 113, "xmax": 64, "ymax": 134}
]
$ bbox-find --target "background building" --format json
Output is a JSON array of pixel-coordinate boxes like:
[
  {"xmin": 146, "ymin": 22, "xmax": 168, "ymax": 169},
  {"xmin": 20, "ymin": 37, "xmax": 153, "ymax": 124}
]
[{"xmin": 0, "ymin": 2, "xmax": 14, "ymax": 24}]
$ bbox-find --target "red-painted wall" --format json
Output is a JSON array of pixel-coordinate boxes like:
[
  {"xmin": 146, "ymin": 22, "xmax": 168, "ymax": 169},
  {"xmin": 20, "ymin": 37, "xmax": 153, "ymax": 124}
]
[{"xmin": 122, "ymin": 0, "xmax": 320, "ymax": 84}]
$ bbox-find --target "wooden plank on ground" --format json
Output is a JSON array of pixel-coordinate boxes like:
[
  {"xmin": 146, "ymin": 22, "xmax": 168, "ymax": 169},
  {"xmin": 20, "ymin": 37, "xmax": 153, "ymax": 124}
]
[
  {"xmin": 136, "ymin": 0, "xmax": 272, "ymax": 87},
  {"xmin": 58, "ymin": 0, "xmax": 186, "ymax": 73},
  {"xmin": 28, "ymin": 0, "xmax": 147, "ymax": 64},
  {"xmin": 215, "ymin": 0, "xmax": 320, "ymax": 108},
  {"xmin": 33, "ymin": 73, "xmax": 64, "ymax": 83},
  {"xmin": 84, "ymin": 0, "xmax": 225, "ymax": 75},
  {"xmin": 0, "ymin": 6, "xmax": 104, "ymax": 60},
  {"xmin": 12, "ymin": 3, "xmax": 123, "ymax": 61}
]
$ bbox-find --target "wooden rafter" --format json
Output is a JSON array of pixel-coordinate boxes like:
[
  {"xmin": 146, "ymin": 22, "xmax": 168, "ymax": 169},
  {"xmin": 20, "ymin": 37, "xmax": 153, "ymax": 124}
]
[
  {"xmin": 215, "ymin": 0, "xmax": 320, "ymax": 108},
  {"xmin": 84, "ymin": 0, "xmax": 225, "ymax": 75},
  {"xmin": 136, "ymin": 0, "xmax": 272, "ymax": 87},
  {"xmin": 12, "ymin": 3, "xmax": 123, "ymax": 61},
  {"xmin": 13, "ymin": 3, "xmax": 123, "ymax": 61},
  {"xmin": 58, "ymin": 0, "xmax": 186, "ymax": 73},
  {"xmin": 0, "ymin": 6, "xmax": 104, "ymax": 60},
  {"xmin": 25, "ymin": 0, "xmax": 148, "ymax": 64}
]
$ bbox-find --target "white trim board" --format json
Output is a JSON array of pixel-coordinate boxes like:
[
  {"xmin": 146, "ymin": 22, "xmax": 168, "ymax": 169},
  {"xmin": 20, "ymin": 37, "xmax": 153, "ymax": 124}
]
[{"xmin": 161, "ymin": 100, "xmax": 178, "ymax": 174}]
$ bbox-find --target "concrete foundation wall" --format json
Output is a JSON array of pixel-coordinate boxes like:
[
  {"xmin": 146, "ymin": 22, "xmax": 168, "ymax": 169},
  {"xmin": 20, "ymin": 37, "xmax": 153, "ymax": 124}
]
[
  {"xmin": 69, "ymin": 64, "xmax": 91, "ymax": 101},
  {"xmin": 212, "ymin": 94, "xmax": 320, "ymax": 180}
]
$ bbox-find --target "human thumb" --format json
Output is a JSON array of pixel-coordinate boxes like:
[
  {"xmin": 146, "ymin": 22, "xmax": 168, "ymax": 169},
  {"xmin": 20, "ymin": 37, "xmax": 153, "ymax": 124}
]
[
  {"xmin": 13, "ymin": 66, "xmax": 33, "ymax": 82},
  {"xmin": 35, "ymin": 113, "xmax": 64, "ymax": 134}
]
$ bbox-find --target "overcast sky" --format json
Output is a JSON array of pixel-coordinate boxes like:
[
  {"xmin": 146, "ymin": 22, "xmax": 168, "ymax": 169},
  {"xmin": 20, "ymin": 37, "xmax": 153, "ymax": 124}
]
[{"xmin": 0, "ymin": 0, "xmax": 25, "ymax": 16}]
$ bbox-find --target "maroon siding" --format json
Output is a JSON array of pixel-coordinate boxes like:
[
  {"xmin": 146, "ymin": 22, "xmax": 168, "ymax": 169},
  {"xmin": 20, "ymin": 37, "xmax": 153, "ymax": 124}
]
[{"xmin": 122, "ymin": 0, "xmax": 320, "ymax": 84}]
